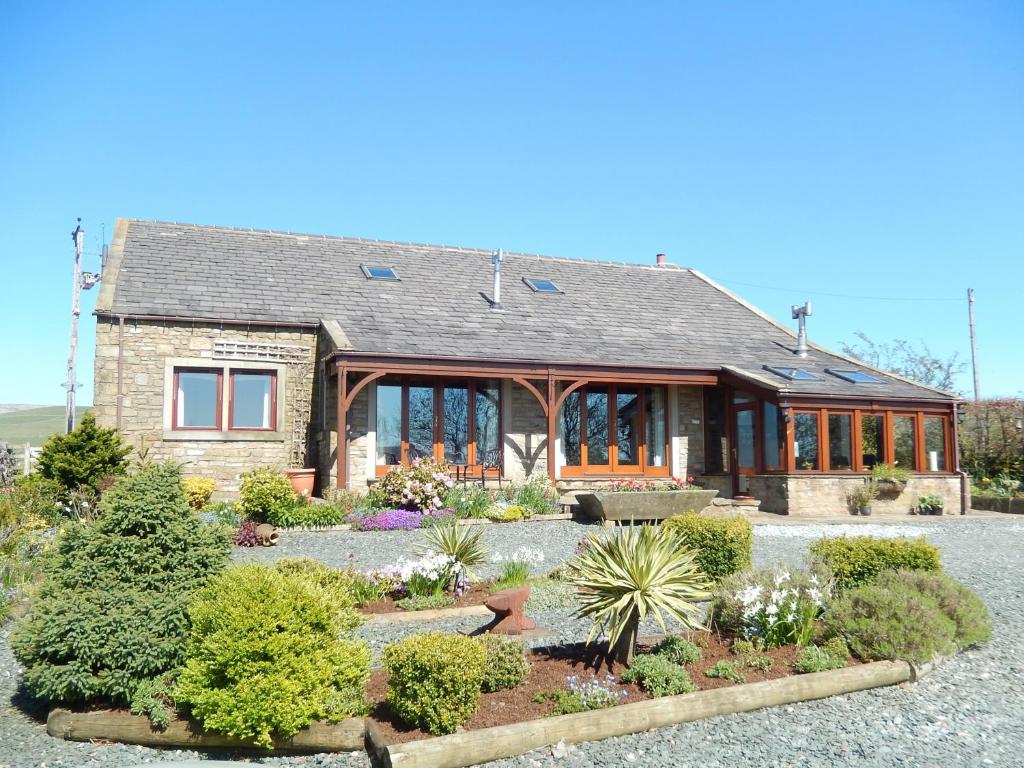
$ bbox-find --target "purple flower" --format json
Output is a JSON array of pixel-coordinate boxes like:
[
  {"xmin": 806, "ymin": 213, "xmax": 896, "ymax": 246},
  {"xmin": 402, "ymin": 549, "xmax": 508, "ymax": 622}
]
[{"xmin": 354, "ymin": 508, "xmax": 424, "ymax": 531}]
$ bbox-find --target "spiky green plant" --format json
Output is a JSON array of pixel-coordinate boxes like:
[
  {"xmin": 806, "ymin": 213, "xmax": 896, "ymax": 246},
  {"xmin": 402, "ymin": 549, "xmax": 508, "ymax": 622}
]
[
  {"xmin": 415, "ymin": 519, "xmax": 488, "ymax": 578},
  {"xmin": 565, "ymin": 525, "xmax": 711, "ymax": 664}
]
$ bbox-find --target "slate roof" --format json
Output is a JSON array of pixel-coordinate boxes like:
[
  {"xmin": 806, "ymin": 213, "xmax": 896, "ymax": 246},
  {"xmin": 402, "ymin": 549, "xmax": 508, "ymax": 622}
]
[{"xmin": 96, "ymin": 219, "xmax": 956, "ymax": 402}]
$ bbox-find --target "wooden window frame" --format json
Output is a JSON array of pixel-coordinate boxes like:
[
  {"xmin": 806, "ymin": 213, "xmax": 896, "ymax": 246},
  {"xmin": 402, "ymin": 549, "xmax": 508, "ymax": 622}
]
[
  {"xmin": 823, "ymin": 411, "xmax": 855, "ymax": 472},
  {"xmin": 171, "ymin": 367, "xmax": 223, "ymax": 431},
  {"xmin": 891, "ymin": 412, "xmax": 920, "ymax": 472},
  {"xmin": 559, "ymin": 384, "xmax": 671, "ymax": 478},
  {"xmin": 762, "ymin": 401, "xmax": 785, "ymax": 472},
  {"xmin": 228, "ymin": 369, "xmax": 278, "ymax": 432},
  {"xmin": 792, "ymin": 409, "xmax": 823, "ymax": 472},
  {"xmin": 921, "ymin": 414, "xmax": 951, "ymax": 473},
  {"xmin": 374, "ymin": 378, "xmax": 504, "ymax": 476}
]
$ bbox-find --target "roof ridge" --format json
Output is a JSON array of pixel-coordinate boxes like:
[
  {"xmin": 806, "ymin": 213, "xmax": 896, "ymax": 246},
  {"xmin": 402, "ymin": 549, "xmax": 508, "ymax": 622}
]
[{"xmin": 124, "ymin": 218, "xmax": 692, "ymax": 272}]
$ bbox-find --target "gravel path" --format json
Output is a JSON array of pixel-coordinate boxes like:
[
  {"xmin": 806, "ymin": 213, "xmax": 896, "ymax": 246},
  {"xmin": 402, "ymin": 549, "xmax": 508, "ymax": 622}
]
[{"xmin": 2, "ymin": 517, "xmax": 1022, "ymax": 768}]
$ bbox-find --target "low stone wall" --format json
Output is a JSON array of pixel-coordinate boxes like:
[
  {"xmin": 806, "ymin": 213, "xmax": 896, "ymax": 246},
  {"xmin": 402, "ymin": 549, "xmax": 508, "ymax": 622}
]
[
  {"xmin": 750, "ymin": 474, "xmax": 963, "ymax": 516},
  {"xmin": 971, "ymin": 495, "xmax": 1024, "ymax": 514}
]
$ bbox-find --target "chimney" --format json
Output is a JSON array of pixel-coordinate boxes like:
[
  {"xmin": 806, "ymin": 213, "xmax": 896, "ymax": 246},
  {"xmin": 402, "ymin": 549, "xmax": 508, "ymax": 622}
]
[
  {"xmin": 791, "ymin": 301, "xmax": 812, "ymax": 358},
  {"xmin": 655, "ymin": 253, "xmax": 666, "ymax": 266},
  {"xmin": 491, "ymin": 248, "xmax": 504, "ymax": 310}
]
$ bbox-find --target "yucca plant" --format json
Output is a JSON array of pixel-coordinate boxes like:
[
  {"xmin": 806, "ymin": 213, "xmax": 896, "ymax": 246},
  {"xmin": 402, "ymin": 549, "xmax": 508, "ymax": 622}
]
[
  {"xmin": 415, "ymin": 519, "xmax": 488, "ymax": 579},
  {"xmin": 565, "ymin": 524, "xmax": 711, "ymax": 665}
]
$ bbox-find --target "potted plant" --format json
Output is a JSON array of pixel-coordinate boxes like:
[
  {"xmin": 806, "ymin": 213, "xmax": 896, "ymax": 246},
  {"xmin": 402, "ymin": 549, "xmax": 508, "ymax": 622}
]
[
  {"xmin": 847, "ymin": 481, "xmax": 879, "ymax": 516},
  {"xmin": 871, "ymin": 463, "xmax": 910, "ymax": 497},
  {"xmin": 916, "ymin": 494, "xmax": 944, "ymax": 515},
  {"xmin": 575, "ymin": 476, "xmax": 718, "ymax": 524},
  {"xmin": 284, "ymin": 466, "xmax": 316, "ymax": 497}
]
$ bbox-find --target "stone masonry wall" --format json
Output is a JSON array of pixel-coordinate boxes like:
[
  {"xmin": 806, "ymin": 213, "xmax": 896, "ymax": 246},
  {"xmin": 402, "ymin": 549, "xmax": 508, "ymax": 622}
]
[
  {"xmin": 506, "ymin": 382, "xmax": 548, "ymax": 479},
  {"xmin": 94, "ymin": 317, "xmax": 317, "ymax": 494},
  {"xmin": 749, "ymin": 474, "xmax": 963, "ymax": 516},
  {"xmin": 676, "ymin": 385, "xmax": 704, "ymax": 478}
]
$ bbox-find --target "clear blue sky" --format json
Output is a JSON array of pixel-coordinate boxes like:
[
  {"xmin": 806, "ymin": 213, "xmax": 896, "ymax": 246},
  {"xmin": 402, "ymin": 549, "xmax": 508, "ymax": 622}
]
[{"xmin": 1, "ymin": 1, "xmax": 1021, "ymax": 405}]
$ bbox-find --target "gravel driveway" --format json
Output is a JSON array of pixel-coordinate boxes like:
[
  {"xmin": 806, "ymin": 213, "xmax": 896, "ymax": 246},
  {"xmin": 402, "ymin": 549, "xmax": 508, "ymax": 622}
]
[{"xmin": 2, "ymin": 517, "xmax": 1021, "ymax": 768}]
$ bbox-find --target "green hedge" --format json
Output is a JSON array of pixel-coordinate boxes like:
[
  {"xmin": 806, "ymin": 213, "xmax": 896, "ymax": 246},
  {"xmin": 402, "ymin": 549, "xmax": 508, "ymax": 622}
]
[
  {"xmin": 809, "ymin": 536, "xmax": 941, "ymax": 591},
  {"xmin": 662, "ymin": 515, "xmax": 753, "ymax": 582},
  {"xmin": 382, "ymin": 632, "xmax": 486, "ymax": 735}
]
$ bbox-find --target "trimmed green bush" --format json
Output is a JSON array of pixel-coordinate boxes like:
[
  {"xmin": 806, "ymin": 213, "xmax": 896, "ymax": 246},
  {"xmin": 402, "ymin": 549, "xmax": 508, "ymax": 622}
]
[
  {"xmin": 824, "ymin": 581, "xmax": 956, "ymax": 663},
  {"xmin": 872, "ymin": 570, "xmax": 992, "ymax": 648},
  {"xmin": 382, "ymin": 632, "xmax": 486, "ymax": 735},
  {"xmin": 237, "ymin": 467, "xmax": 295, "ymax": 522},
  {"xmin": 480, "ymin": 635, "xmax": 530, "ymax": 692},
  {"xmin": 649, "ymin": 635, "xmax": 703, "ymax": 665},
  {"xmin": 10, "ymin": 462, "xmax": 231, "ymax": 706},
  {"xmin": 182, "ymin": 477, "xmax": 215, "ymax": 511},
  {"xmin": 620, "ymin": 654, "xmax": 697, "ymax": 697},
  {"xmin": 271, "ymin": 558, "xmax": 361, "ymax": 631},
  {"xmin": 35, "ymin": 412, "xmax": 132, "ymax": 496},
  {"xmin": 662, "ymin": 515, "xmax": 753, "ymax": 582},
  {"xmin": 794, "ymin": 645, "xmax": 846, "ymax": 674},
  {"xmin": 809, "ymin": 536, "xmax": 941, "ymax": 591},
  {"xmin": 173, "ymin": 563, "xmax": 370, "ymax": 748}
]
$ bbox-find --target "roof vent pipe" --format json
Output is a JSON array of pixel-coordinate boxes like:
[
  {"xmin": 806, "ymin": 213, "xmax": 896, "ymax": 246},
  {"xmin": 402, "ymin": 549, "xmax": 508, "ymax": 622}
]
[
  {"xmin": 491, "ymin": 248, "xmax": 504, "ymax": 310},
  {"xmin": 791, "ymin": 301, "xmax": 812, "ymax": 358},
  {"xmin": 656, "ymin": 253, "xmax": 666, "ymax": 266}
]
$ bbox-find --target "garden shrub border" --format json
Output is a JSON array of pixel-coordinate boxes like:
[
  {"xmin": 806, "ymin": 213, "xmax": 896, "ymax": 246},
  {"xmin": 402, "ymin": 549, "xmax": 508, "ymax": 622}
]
[{"xmin": 48, "ymin": 657, "xmax": 943, "ymax": 764}]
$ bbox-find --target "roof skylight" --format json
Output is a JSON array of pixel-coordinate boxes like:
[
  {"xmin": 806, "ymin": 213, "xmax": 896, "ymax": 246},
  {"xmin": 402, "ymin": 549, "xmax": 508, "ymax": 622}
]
[
  {"xmin": 361, "ymin": 265, "xmax": 399, "ymax": 281},
  {"xmin": 763, "ymin": 365, "xmax": 820, "ymax": 381},
  {"xmin": 523, "ymin": 278, "xmax": 562, "ymax": 293},
  {"xmin": 827, "ymin": 369, "xmax": 882, "ymax": 384}
]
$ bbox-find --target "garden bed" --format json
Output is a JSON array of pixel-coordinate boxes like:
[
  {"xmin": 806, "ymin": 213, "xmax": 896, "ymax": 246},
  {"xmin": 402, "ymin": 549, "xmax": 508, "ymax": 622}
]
[
  {"xmin": 365, "ymin": 634, "xmax": 840, "ymax": 745},
  {"xmin": 360, "ymin": 582, "xmax": 500, "ymax": 615}
]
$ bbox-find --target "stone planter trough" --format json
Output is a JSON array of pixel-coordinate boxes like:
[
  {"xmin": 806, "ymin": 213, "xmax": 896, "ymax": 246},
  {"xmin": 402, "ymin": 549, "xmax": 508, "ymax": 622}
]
[{"xmin": 575, "ymin": 489, "xmax": 719, "ymax": 524}]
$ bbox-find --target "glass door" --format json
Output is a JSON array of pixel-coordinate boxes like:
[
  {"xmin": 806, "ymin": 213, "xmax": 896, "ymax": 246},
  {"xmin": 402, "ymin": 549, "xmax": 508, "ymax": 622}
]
[{"xmin": 733, "ymin": 402, "xmax": 757, "ymax": 495}]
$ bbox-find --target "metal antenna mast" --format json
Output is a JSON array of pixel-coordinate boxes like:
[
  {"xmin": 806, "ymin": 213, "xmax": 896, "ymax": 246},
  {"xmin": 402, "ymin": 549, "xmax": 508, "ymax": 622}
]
[{"xmin": 967, "ymin": 288, "xmax": 980, "ymax": 401}]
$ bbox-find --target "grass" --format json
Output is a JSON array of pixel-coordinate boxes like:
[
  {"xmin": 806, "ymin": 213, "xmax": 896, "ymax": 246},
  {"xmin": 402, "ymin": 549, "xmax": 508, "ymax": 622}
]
[{"xmin": 0, "ymin": 406, "xmax": 89, "ymax": 446}]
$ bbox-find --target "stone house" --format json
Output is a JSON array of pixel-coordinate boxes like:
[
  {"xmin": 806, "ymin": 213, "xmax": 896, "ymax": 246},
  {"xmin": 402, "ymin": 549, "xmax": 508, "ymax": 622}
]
[{"xmin": 92, "ymin": 219, "xmax": 965, "ymax": 515}]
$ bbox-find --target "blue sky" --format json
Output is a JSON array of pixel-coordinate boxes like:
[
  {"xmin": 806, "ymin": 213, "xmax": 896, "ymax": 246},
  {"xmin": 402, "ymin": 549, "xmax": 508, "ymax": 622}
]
[{"xmin": 1, "ymin": 1, "xmax": 1021, "ymax": 405}]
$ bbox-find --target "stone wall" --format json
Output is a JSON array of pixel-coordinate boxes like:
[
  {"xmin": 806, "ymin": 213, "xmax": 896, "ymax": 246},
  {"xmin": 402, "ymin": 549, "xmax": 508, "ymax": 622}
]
[
  {"xmin": 749, "ymin": 474, "xmax": 963, "ymax": 516},
  {"xmin": 506, "ymin": 382, "xmax": 548, "ymax": 479},
  {"xmin": 94, "ymin": 317, "xmax": 318, "ymax": 493},
  {"xmin": 676, "ymin": 385, "xmax": 705, "ymax": 477}
]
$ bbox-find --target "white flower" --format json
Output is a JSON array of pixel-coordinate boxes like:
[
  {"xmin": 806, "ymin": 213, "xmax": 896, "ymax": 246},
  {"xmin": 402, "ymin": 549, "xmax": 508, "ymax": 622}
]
[
  {"xmin": 807, "ymin": 587, "xmax": 822, "ymax": 605},
  {"xmin": 765, "ymin": 603, "xmax": 779, "ymax": 616},
  {"xmin": 774, "ymin": 570, "xmax": 790, "ymax": 587},
  {"xmin": 736, "ymin": 584, "xmax": 763, "ymax": 606},
  {"xmin": 770, "ymin": 589, "xmax": 786, "ymax": 605}
]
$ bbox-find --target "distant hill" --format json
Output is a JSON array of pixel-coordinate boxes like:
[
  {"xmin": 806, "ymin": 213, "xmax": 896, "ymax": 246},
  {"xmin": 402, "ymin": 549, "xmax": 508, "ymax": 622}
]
[{"xmin": 0, "ymin": 406, "xmax": 90, "ymax": 446}]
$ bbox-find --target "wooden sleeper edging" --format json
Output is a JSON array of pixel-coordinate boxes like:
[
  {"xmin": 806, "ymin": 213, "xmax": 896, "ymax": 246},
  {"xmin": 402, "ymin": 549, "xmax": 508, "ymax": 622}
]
[
  {"xmin": 46, "ymin": 709, "xmax": 365, "ymax": 753},
  {"xmin": 369, "ymin": 660, "xmax": 914, "ymax": 768}
]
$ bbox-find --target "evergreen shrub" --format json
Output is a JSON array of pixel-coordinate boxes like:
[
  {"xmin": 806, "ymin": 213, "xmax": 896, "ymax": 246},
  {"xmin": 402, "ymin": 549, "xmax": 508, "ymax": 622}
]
[
  {"xmin": 809, "ymin": 536, "xmax": 940, "ymax": 591},
  {"xmin": 237, "ymin": 467, "xmax": 295, "ymax": 522},
  {"xmin": 174, "ymin": 563, "xmax": 370, "ymax": 747},
  {"xmin": 662, "ymin": 515, "xmax": 753, "ymax": 582},
  {"xmin": 479, "ymin": 634, "xmax": 529, "ymax": 692},
  {"xmin": 382, "ymin": 632, "xmax": 486, "ymax": 735},
  {"xmin": 35, "ymin": 412, "xmax": 132, "ymax": 495},
  {"xmin": 10, "ymin": 462, "xmax": 231, "ymax": 706}
]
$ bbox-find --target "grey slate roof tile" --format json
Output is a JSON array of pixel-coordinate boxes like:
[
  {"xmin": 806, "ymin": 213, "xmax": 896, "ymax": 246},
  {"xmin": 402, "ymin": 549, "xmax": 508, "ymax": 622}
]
[{"xmin": 103, "ymin": 220, "xmax": 955, "ymax": 402}]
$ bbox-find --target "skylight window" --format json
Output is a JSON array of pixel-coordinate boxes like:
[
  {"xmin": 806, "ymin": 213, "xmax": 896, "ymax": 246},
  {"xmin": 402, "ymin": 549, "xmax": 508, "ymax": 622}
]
[
  {"xmin": 763, "ymin": 365, "xmax": 820, "ymax": 381},
  {"xmin": 361, "ymin": 265, "xmax": 399, "ymax": 281},
  {"xmin": 524, "ymin": 278, "xmax": 562, "ymax": 293},
  {"xmin": 827, "ymin": 369, "xmax": 882, "ymax": 384}
]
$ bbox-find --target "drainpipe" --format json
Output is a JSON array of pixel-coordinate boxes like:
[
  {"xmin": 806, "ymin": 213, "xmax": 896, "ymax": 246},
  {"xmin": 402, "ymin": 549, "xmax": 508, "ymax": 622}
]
[
  {"xmin": 952, "ymin": 403, "xmax": 968, "ymax": 515},
  {"xmin": 491, "ymin": 249, "xmax": 504, "ymax": 310}
]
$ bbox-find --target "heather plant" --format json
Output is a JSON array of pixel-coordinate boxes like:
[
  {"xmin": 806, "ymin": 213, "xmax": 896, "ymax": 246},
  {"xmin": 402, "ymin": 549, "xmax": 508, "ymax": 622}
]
[
  {"xmin": 649, "ymin": 635, "xmax": 703, "ymax": 665},
  {"xmin": 382, "ymin": 632, "xmax": 486, "ymax": 735},
  {"xmin": 479, "ymin": 635, "xmax": 530, "ymax": 692},
  {"xmin": 181, "ymin": 477, "xmax": 216, "ymax": 511},
  {"xmin": 485, "ymin": 503, "xmax": 531, "ymax": 522},
  {"xmin": 35, "ymin": 412, "xmax": 132, "ymax": 496},
  {"xmin": 237, "ymin": 467, "xmax": 295, "ymax": 522},
  {"xmin": 351, "ymin": 508, "xmax": 439, "ymax": 530},
  {"xmin": 620, "ymin": 654, "xmax": 697, "ymax": 697},
  {"xmin": 376, "ymin": 458, "xmax": 453, "ymax": 512},
  {"xmin": 233, "ymin": 519, "xmax": 261, "ymax": 547},
  {"xmin": 824, "ymin": 580, "xmax": 957, "ymax": 663},
  {"xmin": 871, "ymin": 570, "xmax": 991, "ymax": 648},
  {"xmin": 11, "ymin": 462, "xmax": 231, "ymax": 707},
  {"xmin": 174, "ymin": 564, "xmax": 370, "ymax": 747}
]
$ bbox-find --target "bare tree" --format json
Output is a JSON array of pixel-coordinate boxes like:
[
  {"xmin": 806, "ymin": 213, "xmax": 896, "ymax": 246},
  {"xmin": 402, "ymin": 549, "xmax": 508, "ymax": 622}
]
[{"xmin": 840, "ymin": 331, "xmax": 966, "ymax": 393}]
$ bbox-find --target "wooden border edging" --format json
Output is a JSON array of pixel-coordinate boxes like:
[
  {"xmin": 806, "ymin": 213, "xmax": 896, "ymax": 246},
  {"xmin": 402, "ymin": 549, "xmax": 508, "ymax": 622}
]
[
  {"xmin": 365, "ymin": 603, "xmax": 491, "ymax": 624},
  {"xmin": 46, "ymin": 709, "xmax": 365, "ymax": 752},
  {"xmin": 279, "ymin": 513, "xmax": 574, "ymax": 534},
  {"xmin": 370, "ymin": 660, "xmax": 912, "ymax": 768}
]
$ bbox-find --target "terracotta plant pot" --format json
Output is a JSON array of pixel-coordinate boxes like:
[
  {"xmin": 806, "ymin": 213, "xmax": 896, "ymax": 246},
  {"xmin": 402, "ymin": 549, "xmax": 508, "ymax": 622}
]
[{"xmin": 284, "ymin": 468, "xmax": 316, "ymax": 497}]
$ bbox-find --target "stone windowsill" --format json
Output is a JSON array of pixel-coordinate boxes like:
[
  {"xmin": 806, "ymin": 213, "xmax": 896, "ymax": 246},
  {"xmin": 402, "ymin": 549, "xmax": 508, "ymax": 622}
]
[{"xmin": 161, "ymin": 429, "xmax": 286, "ymax": 443}]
